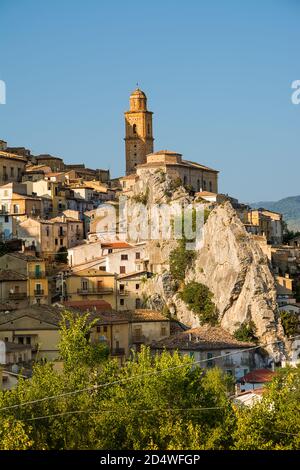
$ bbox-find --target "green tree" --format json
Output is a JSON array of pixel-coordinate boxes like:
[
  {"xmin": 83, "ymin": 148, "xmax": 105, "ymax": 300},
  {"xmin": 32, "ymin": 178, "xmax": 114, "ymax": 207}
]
[
  {"xmin": 55, "ymin": 246, "xmax": 68, "ymax": 263},
  {"xmin": 233, "ymin": 321, "xmax": 257, "ymax": 343},
  {"xmin": 233, "ymin": 367, "xmax": 300, "ymax": 450},
  {"xmin": 280, "ymin": 310, "xmax": 299, "ymax": 337},
  {"xmin": 58, "ymin": 311, "xmax": 109, "ymax": 370},
  {"xmin": 179, "ymin": 281, "xmax": 218, "ymax": 325}
]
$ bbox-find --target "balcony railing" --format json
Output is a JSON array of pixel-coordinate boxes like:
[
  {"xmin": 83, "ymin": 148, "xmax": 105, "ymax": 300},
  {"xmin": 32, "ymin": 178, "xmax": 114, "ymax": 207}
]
[
  {"xmin": 29, "ymin": 271, "xmax": 46, "ymax": 279},
  {"xmin": 9, "ymin": 292, "xmax": 27, "ymax": 300},
  {"xmin": 77, "ymin": 287, "xmax": 113, "ymax": 295},
  {"xmin": 34, "ymin": 289, "xmax": 45, "ymax": 296}
]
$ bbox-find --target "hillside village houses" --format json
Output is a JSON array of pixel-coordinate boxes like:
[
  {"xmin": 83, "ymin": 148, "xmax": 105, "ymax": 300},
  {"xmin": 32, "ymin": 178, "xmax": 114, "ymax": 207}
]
[{"xmin": 0, "ymin": 87, "xmax": 299, "ymax": 385}]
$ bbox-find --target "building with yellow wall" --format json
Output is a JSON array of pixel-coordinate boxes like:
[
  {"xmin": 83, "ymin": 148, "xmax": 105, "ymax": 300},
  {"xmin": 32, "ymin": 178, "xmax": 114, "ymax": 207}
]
[
  {"xmin": 65, "ymin": 269, "xmax": 116, "ymax": 308},
  {"xmin": 0, "ymin": 253, "xmax": 49, "ymax": 305}
]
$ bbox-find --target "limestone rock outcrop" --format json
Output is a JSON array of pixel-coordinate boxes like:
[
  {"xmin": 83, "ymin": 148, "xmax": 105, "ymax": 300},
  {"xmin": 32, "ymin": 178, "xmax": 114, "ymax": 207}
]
[{"xmin": 143, "ymin": 201, "xmax": 285, "ymax": 358}]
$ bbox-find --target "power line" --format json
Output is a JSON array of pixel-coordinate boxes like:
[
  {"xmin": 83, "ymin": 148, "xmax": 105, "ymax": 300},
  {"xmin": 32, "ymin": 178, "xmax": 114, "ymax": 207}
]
[
  {"xmin": 0, "ymin": 334, "xmax": 299, "ymax": 414},
  {"xmin": 24, "ymin": 406, "xmax": 225, "ymax": 422}
]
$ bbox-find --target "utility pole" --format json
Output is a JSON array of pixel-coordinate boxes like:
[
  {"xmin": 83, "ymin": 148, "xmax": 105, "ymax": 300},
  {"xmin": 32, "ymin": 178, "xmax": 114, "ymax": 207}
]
[
  {"xmin": 114, "ymin": 272, "xmax": 118, "ymax": 311},
  {"xmin": 60, "ymin": 271, "xmax": 64, "ymax": 303}
]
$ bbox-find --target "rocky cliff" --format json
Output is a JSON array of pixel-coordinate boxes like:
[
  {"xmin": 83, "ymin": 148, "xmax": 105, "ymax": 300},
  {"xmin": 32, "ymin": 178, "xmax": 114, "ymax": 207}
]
[{"xmin": 142, "ymin": 201, "xmax": 285, "ymax": 358}]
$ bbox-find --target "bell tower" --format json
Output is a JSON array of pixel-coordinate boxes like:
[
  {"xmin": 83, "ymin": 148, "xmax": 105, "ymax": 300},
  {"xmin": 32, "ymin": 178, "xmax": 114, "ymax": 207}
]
[{"xmin": 124, "ymin": 88, "xmax": 154, "ymax": 175}]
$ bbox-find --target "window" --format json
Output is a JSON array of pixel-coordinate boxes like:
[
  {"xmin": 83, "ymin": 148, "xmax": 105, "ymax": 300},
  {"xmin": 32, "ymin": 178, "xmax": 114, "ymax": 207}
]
[
  {"xmin": 135, "ymin": 252, "xmax": 140, "ymax": 260},
  {"xmin": 183, "ymin": 175, "xmax": 187, "ymax": 186},
  {"xmin": 136, "ymin": 284, "xmax": 140, "ymax": 290},
  {"xmin": 120, "ymin": 284, "xmax": 125, "ymax": 292},
  {"xmin": 161, "ymin": 326, "xmax": 166, "ymax": 336},
  {"xmin": 13, "ymin": 204, "xmax": 19, "ymax": 214},
  {"xmin": 103, "ymin": 326, "xmax": 107, "ymax": 333},
  {"xmin": 96, "ymin": 326, "xmax": 101, "ymax": 333},
  {"xmin": 55, "ymin": 238, "xmax": 58, "ymax": 246},
  {"xmin": 120, "ymin": 298, "xmax": 125, "ymax": 306},
  {"xmin": 81, "ymin": 280, "xmax": 88, "ymax": 291},
  {"xmin": 209, "ymin": 181, "xmax": 213, "ymax": 192},
  {"xmin": 4, "ymin": 215, "xmax": 8, "ymax": 223},
  {"xmin": 26, "ymin": 337, "xmax": 31, "ymax": 345},
  {"xmin": 120, "ymin": 266, "xmax": 126, "ymax": 274},
  {"xmin": 46, "ymin": 226, "xmax": 50, "ymax": 237},
  {"xmin": 35, "ymin": 283, "xmax": 42, "ymax": 293},
  {"xmin": 121, "ymin": 254, "xmax": 128, "ymax": 260},
  {"xmin": 133, "ymin": 124, "xmax": 137, "ymax": 134},
  {"xmin": 18, "ymin": 337, "xmax": 24, "ymax": 344},
  {"xmin": 135, "ymin": 298, "xmax": 141, "ymax": 308},
  {"xmin": 203, "ymin": 180, "xmax": 207, "ymax": 190},
  {"xmin": 60, "ymin": 238, "xmax": 63, "ymax": 246},
  {"xmin": 197, "ymin": 179, "xmax": 200, "ymax": 192},
  {"xmin": 207, "ymin": 352, "xmax": 214, "ymax": 368},
  {"xmin": 10, "ymin": 167, "xmax": 14, "ymax": 177},
  {"xmin": 108, "ymin": 248, "xmax": 113, "ymax": 254},
  {"xmin": 148, "ymin": 123, "xmax": 150, "ymax": 134},
  {"xmin": 59, "ymin": 226, "xmax": 63, "ymax": 236},
  {"xmin": 99, "ymin": 266, "xmax": 106, "ymax": 271}
]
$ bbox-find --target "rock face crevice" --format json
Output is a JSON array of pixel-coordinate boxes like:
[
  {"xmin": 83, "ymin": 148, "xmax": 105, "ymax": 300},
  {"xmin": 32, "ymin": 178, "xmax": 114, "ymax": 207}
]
[{"xmin": 143, "ymin": 201, "xmax": 285, "ymax": 359}]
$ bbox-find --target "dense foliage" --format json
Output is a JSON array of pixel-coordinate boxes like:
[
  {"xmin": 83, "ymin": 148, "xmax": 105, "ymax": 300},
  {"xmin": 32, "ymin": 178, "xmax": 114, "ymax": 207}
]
[
  {"xmin": 169, "ymin": 239, "xmax": 196, "ymax": 282},
  {"xmin": 233, "ymin": 321, "xmax": 257, "ymax": 343},
  {"xmin": 0, "ymin": 312, "xmax": 299, "ymax": 450},
  {"xmin": 280, "ymin": 310, "xmax": 299, "ymax": 337},
  {"xmin": 179, "ymin": 281, "xmax": 218, "ymax": 325}
]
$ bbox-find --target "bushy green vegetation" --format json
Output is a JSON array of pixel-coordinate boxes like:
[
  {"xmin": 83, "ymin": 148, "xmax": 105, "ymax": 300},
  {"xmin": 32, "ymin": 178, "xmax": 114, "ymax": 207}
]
[
  {"xmin": 55, "ymin": 246, "xmax": 68, "ymax": 263},
  {"xmin": 280, "ymin": 310, "xmax": 299, "ymax": 337},
  {"xmin": 0, "ymin": 313, "xmax": 299, "ymax": 450},
  {"xmin": 233, "ymin": 321, "xmax": 257, "ymax": 343},
  {"xmin": 179, "ymin": 281, "xmax": 218, "ymax": 325},
  {"xmin": 169, "ymin": 239, "xmax": 195, "ymax": 282}
]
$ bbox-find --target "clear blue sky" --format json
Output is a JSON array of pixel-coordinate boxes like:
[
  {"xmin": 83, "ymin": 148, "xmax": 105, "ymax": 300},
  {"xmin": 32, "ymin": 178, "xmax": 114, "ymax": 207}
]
[{"xmin": 0, "ymin": 0, "xmax": 299, "ymax": 202}]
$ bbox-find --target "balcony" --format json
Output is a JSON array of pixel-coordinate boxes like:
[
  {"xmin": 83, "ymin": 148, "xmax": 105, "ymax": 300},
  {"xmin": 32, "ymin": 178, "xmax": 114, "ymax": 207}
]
[
  {"xmin": 29, "ymin": 271, "xmax": 46, "ymax": 279},
  {"xmin": 111, "ymin": 348, "xmax": 125, "ymax": 356},
  {"xmin": 9, "ymin": 292, "xmax": 27, "ymax": 300},
  {"xmin": 34, "ymin": 289, "xmax": 45, "ymax": 296},
  {"xmin": 77, "ymin": 287, "xmax": 113, "ymax": 295}
]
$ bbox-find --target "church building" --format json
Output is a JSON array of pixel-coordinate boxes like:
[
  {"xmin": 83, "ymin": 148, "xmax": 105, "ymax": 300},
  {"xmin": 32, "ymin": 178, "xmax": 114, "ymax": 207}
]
[{"xmin": 123, "ymin": 88, "xmax": 218, "ymax": 194}]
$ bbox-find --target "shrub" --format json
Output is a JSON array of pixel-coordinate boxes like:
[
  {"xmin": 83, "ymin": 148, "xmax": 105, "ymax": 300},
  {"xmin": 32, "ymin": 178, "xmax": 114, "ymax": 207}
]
[
  {"xmin": 179, "ymin": 281, "xmax": 218, "ymax": 325},
  {"xmin": 233, "ymin": 321, "xmax": 257, "ymax": 342},
  {"xmin": 280, "ymin": 310, "xmax": 299, "ymax": 337},
  {"xmin": 169, "ymin": 239, "xmax": 195, "ymax": 282},
  {"xmin": 55, "ymin": 246, "xmax": 68, "ymax": 263}
]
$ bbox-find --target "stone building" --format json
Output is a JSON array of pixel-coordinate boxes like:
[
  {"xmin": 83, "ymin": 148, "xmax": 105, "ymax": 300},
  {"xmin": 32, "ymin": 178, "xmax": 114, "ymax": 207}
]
[
  {"xmin": 124, "ymin": 88, "xmax": 154, "ymax": 175},
  {"xmin": 136, "ymin": 150, "xmax": 219, "ymax": 193},
  {"xmin": 0, "ymin": 150, "xmax": 27, "ymax": 184}
]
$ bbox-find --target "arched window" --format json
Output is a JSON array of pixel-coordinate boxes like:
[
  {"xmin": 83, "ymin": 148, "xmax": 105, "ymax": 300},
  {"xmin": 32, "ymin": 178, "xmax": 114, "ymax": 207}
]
[
  {"xmin": 203, "ymin": 180, "xmax": 207, "ymax": 190},
  {"xmin": 209, "ymin": 181, "xmax": 213, "ymax": 192},
  {"xmin": 133, "ymin": 124, "xmax": 137, "ymax": 134}
]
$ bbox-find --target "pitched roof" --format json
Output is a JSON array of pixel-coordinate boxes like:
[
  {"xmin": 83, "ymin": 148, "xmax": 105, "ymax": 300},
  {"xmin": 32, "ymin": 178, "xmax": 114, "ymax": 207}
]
[
  {"xmin": 5, "ymin": 252, "xmax": 43, "ymax": 262},
  {"xmin": 0, "ymin": 270, "xmax": 27, "ymax": 281},
  {"xmin": 63, "ymin": 300, "xmax": 112, "ymax": 311},
  {"xmin": 152, "ymin": 325, "xmax": 256, "ymax": 350},
  {"xmin": 239, "ymin": 368, "xmax": 276, "ymax": 384},
  {"xmin": 101, "ymin": 241, "xmax": 133, "ymax": 249}
]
